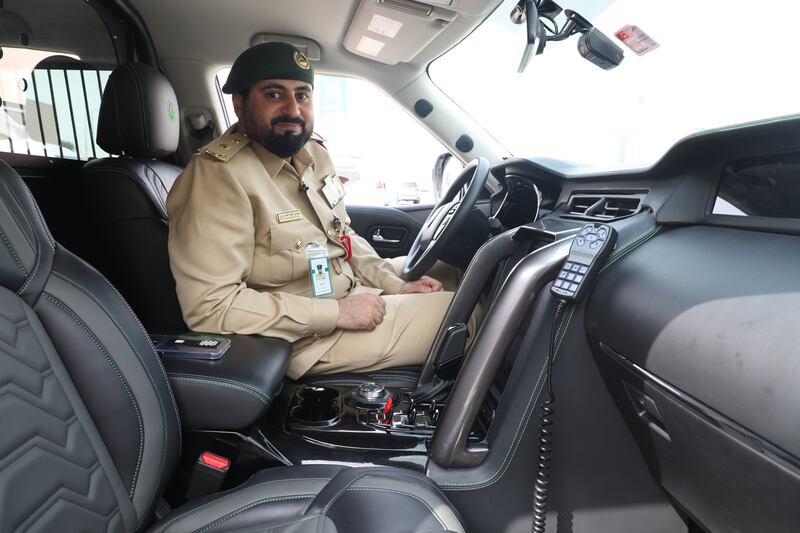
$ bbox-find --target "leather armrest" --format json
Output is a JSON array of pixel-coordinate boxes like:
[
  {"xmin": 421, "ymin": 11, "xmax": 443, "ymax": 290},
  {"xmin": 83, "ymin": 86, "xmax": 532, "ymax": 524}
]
[{"xmin": 160, "ymin": 335, "xmax": 291, "ymax": 430}]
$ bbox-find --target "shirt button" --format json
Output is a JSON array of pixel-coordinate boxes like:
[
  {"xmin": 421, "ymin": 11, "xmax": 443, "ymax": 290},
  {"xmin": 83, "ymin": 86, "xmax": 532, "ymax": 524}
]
[
  {"xmin": 295, "ymin": 240, "xmax": 303, "ymax": 249},
  {"xmin": 312, "ymin": 332, "xmax": 320, "ymax": 339}
]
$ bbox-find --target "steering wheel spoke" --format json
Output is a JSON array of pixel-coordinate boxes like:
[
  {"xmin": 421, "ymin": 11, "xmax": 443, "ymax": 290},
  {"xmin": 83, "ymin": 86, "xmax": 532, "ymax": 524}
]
[{"xmin": 401, "ymin": 158, "xmax": 490, "ymax": 280}]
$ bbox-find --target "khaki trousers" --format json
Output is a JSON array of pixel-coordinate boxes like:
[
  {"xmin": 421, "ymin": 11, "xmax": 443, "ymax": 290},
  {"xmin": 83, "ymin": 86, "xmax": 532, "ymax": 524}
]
[
  {"xmin": 306, "ymin": 289, "xmax": 454, "ymax": 375},
  {"xmin": 304, "ymin": 258, "xmax": 462, "ymax": 376}
]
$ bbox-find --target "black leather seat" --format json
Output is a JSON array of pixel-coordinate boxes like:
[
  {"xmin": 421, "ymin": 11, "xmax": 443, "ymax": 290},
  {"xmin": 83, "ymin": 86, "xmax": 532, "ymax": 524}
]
[
  {"xmin": 82, "ymin": 62, "xmax": 185, "ymax": 333},
  {"xmin": 81, "ymin": 62, "xmax": 422, "ymax": 389},
  {"xmin": 300, "ymin": 364, "xmax": 422, "ymax": 389},
  {"xmin": 0, "ymin": 158, "xmax": 465, "ymax": 531}
]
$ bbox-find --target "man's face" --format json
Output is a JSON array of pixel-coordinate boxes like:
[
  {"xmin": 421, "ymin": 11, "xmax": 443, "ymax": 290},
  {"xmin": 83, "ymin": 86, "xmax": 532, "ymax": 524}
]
[{"xmin": 233, "ymin": 79, "xmax": 314, "ymax": 158}]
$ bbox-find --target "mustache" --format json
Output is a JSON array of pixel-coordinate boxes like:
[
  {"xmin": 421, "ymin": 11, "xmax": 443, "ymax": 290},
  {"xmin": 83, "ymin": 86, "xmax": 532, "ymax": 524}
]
[{"xmin": 270, "ymin": 115, "xmax": 306, "ymax": 128}]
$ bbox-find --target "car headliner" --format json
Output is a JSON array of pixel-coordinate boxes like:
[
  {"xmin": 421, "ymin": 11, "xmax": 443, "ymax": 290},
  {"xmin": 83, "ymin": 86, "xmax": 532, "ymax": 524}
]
[{"xmin": 129, "ymin": 0, "xmax": 502, "ymax": 92}]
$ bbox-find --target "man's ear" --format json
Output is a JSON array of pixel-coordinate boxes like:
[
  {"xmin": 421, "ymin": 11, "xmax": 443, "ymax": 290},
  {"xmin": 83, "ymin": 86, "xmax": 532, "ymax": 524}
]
[{"xmin": 232, "ymin": 92, "xmax": 245, "ymax": 121}]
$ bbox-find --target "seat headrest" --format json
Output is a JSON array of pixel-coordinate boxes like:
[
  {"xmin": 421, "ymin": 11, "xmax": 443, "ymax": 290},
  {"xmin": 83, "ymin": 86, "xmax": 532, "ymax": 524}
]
[
  {"xmin": 0, "ymin": 160, "xmax": 55, "ymax": 304},
  {"xmin": 96, "ymin": 63, "xmax": 180, "ymax": 158}
]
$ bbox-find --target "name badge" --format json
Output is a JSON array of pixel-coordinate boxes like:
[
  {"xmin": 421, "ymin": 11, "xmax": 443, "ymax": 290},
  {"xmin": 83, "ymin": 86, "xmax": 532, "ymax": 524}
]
[
  {"xmin": 276, "ymin": 209, "xmax": 302, "ymax": 223},
  {"xmin": 321, "ymin": 174, "xmax": 345, "ymax": 208},
  {"xmin": 306, "ymin": 243, "xmax": 333, "ymax": 298}
]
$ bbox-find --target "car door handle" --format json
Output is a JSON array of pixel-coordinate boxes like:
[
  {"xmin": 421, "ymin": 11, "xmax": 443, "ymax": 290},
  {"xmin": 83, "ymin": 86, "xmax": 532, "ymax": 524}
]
[{"xmin": 372, "ymin": 229, "xmax": 400, "ymax": 244}]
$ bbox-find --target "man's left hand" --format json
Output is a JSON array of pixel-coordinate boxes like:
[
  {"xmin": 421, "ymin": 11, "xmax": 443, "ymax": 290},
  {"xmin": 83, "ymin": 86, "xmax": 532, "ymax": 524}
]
[{"xmin": 399, "ymin": 276, "xmax": 443, "ymax": 294}]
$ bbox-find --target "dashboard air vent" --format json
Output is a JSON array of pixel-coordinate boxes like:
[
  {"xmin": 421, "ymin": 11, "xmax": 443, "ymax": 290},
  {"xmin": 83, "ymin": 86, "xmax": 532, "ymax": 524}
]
[
  {"xmin": 567, "ymin": 195, "xmax": 602, "ymax": 215},
  {"xmin": 564, "ymin": 194, "xmax": 643, "ymax": 220},
  {"xmin": 594, "ymin": 197, "xmax": 641, "ymax": 219}
]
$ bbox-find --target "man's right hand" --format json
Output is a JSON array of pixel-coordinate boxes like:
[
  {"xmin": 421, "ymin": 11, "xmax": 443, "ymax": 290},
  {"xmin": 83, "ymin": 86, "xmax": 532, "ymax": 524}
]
[{"xmin": 336, "ymin": 293, "xmax": 386, "ymax": 330}]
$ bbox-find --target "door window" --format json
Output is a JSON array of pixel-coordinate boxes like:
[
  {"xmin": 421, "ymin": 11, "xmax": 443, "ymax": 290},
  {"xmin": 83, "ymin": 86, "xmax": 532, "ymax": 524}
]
[{"xmin": 217, "ymin": 70, "xmax": 448, "ymax": 206}]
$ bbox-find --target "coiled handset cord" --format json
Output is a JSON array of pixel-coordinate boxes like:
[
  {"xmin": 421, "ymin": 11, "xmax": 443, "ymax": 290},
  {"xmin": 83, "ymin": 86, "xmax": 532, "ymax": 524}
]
[{"xmin": 532, "ymin": 299, "xmax": 568, "ymax": 533}]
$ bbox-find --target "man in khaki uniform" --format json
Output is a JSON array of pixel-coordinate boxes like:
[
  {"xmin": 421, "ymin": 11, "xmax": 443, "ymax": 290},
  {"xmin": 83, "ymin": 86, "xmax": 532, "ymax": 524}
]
[{"xmin": 167, "ymin": 42, "xmax": 456, "ymax": 380}]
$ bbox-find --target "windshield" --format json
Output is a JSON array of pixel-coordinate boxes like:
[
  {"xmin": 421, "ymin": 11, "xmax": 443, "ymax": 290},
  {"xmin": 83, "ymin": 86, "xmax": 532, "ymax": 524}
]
[{"xmin": 431, "ymin": 0, "xmax": 800, "ymax": 174}]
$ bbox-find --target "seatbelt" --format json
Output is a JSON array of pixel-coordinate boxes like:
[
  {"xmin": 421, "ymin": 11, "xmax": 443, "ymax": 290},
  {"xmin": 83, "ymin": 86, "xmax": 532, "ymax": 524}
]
[{"xmin": 187, "ymin": 112, "xmax": 216, "ymax": 150}]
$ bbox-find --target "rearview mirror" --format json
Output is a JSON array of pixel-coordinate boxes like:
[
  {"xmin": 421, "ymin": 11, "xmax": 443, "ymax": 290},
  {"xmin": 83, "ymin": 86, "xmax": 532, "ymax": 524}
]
[
  {"xmin": 517, "ymin": 0, "xmax": 546, "ymax": 73},
  {"xmin": 512, "ymin": 2, "xmax": 625, "ymax": 72}
]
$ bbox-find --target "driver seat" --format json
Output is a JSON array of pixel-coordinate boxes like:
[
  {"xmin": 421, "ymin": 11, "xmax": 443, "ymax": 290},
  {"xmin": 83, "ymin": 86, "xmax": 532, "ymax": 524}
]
[
  {"xmin": 0, "ymin": 158, "xmax": 465, "ymax": 532},
  {"xmin": 82, "ymin": 62, "xmax": 422, "ymax": 389}
]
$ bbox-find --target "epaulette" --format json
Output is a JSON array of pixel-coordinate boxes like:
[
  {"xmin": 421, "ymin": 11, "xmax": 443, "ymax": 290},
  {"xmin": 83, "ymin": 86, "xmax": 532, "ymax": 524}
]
[
  {"xmin": 310, "ymin": 131, "xmax": 327, "ymax": 150},
  {"xmin": 200, "ymin": 131, "xmax": 251, "ymax": 162}
]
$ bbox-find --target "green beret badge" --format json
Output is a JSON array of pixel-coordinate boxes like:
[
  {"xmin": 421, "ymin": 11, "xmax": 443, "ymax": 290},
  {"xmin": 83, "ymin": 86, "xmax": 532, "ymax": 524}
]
[{"xmin": 293, "ymin": 51, "xmax": 311, "ymax": 70}]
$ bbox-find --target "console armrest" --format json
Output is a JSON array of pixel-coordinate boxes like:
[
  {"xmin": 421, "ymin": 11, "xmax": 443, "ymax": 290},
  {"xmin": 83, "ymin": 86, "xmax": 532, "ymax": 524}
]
[{"xmin": 159, "ymin": 334, "xmax": 291, "ymax": 430}]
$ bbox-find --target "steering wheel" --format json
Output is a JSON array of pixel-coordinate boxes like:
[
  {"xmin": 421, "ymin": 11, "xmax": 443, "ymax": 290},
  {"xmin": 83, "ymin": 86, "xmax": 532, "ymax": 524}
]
[{"xmin": 402, "ymin": 157, "xmax": 490, "ymax": 280}]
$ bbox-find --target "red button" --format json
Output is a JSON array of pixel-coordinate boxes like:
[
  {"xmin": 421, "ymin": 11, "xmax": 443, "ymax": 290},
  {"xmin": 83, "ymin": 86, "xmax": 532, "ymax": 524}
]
[{"xmin": 200, "ymin": 451, "xmax": 230, "ymax": 470}]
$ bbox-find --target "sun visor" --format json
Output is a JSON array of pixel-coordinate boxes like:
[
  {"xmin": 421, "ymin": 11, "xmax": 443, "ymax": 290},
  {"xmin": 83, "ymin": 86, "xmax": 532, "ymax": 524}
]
[
  {"xmin": 250, "ymin": 34, "xmax": 322, "ymax": 61},
  {"xmin": 344, "ymin": 0, "xmax": 458, "ymax": 65}
]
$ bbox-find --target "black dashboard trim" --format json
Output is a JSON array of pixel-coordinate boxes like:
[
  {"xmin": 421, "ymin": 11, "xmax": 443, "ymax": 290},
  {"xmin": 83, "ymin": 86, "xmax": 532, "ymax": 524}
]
[{"xmin": 598, "ymin": 341, "xmax": 800, "ymax": 474}]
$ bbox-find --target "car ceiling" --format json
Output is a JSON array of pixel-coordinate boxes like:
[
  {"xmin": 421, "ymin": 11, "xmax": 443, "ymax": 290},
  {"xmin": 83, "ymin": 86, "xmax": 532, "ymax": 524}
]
[{"xmin": 129, "ymin": 0, "xmax": 501, "ymax": 91}]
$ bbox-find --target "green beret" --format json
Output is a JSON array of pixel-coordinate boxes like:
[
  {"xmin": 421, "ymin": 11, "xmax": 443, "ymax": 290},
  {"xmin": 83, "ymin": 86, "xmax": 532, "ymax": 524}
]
[{"xmin": 222, "ymin": 42, "xmax": 314, "ymax": 94}]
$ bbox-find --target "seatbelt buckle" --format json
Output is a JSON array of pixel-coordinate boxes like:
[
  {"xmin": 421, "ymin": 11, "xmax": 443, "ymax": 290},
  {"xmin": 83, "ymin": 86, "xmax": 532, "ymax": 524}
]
[{"xmin": 186, "ymin": 451, "xmax": 230, "ymax": 499}]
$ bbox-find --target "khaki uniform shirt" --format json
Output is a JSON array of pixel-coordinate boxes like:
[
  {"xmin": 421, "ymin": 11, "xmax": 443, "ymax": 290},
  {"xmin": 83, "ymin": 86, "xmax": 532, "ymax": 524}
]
[{"xmin": 167, "ymin": 124, "xmax": 407, "ymax": 377}]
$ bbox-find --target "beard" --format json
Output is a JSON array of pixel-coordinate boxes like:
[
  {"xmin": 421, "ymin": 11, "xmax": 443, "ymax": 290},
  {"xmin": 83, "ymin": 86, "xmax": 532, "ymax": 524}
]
[{"xmin": 241, "ymin": 110, "xmax": 313, "ymax": 158}]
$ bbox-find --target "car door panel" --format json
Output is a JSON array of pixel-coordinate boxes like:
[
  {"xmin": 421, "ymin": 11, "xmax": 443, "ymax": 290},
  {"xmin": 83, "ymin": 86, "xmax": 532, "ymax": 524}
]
[{"xmin": 346, "ymin": 205, "xmax": 427, "ymax": 258}]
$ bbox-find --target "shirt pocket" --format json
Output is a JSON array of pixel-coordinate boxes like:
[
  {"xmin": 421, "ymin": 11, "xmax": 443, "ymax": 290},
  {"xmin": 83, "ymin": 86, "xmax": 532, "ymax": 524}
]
[{"xmin": 268, "ymin": 221, "xmax": 324, "ymax": 284}]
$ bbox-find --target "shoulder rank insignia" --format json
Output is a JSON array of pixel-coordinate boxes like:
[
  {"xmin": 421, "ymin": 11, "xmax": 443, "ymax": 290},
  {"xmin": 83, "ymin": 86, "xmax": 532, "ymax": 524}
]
[
  {"xmin": 310, "ymin": 131, "xmax": 327, "ymax": 150},
  {"xmin": 200, "ymin": 132, "xmax": 251, "ymax": 162}
]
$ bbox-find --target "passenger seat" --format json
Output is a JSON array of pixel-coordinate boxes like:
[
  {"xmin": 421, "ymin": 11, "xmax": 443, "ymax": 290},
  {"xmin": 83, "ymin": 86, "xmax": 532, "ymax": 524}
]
[
  {"xmin": 82, "ymin": 62, "xmax": 185, "ymax": 332},
  {"xmin": 0, "ymin": 158, "xmax": 466, "ymax": 532}
]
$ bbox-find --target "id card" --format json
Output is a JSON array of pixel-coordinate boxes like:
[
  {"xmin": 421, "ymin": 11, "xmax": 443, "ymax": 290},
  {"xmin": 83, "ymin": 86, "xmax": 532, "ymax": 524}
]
[{"xmin": 306, "ymin": 243, "xmax": 333, "ymax": 297}]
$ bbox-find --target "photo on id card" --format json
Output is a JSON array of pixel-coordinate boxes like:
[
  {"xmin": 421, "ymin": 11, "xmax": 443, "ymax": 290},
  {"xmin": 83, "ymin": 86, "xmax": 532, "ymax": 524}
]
[{"xmin": 309, "ymin": 256, "xmax": 333, "ymax": 297}]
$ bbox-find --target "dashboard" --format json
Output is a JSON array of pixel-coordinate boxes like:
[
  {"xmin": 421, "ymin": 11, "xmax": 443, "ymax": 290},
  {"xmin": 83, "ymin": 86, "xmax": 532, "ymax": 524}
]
[{"xmin": 478, "ymin": 113, "xmax": 800, "ymax": 532}]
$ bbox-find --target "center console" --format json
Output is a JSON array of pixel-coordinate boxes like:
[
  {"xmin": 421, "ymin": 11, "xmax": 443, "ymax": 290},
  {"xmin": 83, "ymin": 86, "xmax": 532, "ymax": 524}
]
[
  {"xmin": 287, "ymin": 382, "xmax": 444, "ymax": 443},
  {"xmin": 265, "ymin": 381, "xmax": 486, "ymax": 471},
  {"xmin": 156, "ymin": 333, "xmax": 292, "ymax": 430}
]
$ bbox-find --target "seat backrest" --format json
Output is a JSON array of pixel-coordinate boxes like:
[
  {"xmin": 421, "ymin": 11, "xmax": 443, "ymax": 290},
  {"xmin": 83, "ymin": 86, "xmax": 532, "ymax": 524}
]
[
  {"xmin": 0, "ymin": 159, "xmax": 181, "ymax": 531},
  {"xmin": 81, "ymin": 62, "xmax": 185, "ymax": 332}
]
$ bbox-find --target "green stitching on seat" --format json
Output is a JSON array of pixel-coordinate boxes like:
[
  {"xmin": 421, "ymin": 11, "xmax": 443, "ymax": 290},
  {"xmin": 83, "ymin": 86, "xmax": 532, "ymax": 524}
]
[
  {"xmin": 153, "ymin": 477, "xmax": 332, "ymax": 532},
  {"xmin": 167, "ymin": 374, "xmax": 272, "ymax": 405},
  {"xmin": 193, "ymin": 495, "xmax": 315, "ymax": 533},
  {"xmin": 60, "ymin": 247, "xmax": 182, "ymax": 452},
  {"xmin": 0, "ymin": 227, "xmax": 27, "ymax": 275},
  {"xmin": 43, "ymin": 292, "xmax": 144, "ymax": 498},
  {"xmin": 52, "ymin": 270, "xmax": 173, "ymax": 528}
]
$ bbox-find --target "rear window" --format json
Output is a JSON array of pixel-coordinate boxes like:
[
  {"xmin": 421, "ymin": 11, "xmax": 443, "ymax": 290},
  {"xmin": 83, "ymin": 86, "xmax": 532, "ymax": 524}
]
[{"xmin": 0, "ymin": 0, "xmax": 117, "ymax": 160}]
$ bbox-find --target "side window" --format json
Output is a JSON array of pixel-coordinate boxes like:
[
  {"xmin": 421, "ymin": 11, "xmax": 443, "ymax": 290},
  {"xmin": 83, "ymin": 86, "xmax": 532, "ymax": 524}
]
[
  {"xmin": 216, "ymin": 70, "xmax": 449, "ymax": 206},
  {"xmin": 314, "ymin": 75, "xmax": 447, "ymax": 207},
  {"xmin": 0, "ymin": 49, "xmax": 111, "ymax": 160}
]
